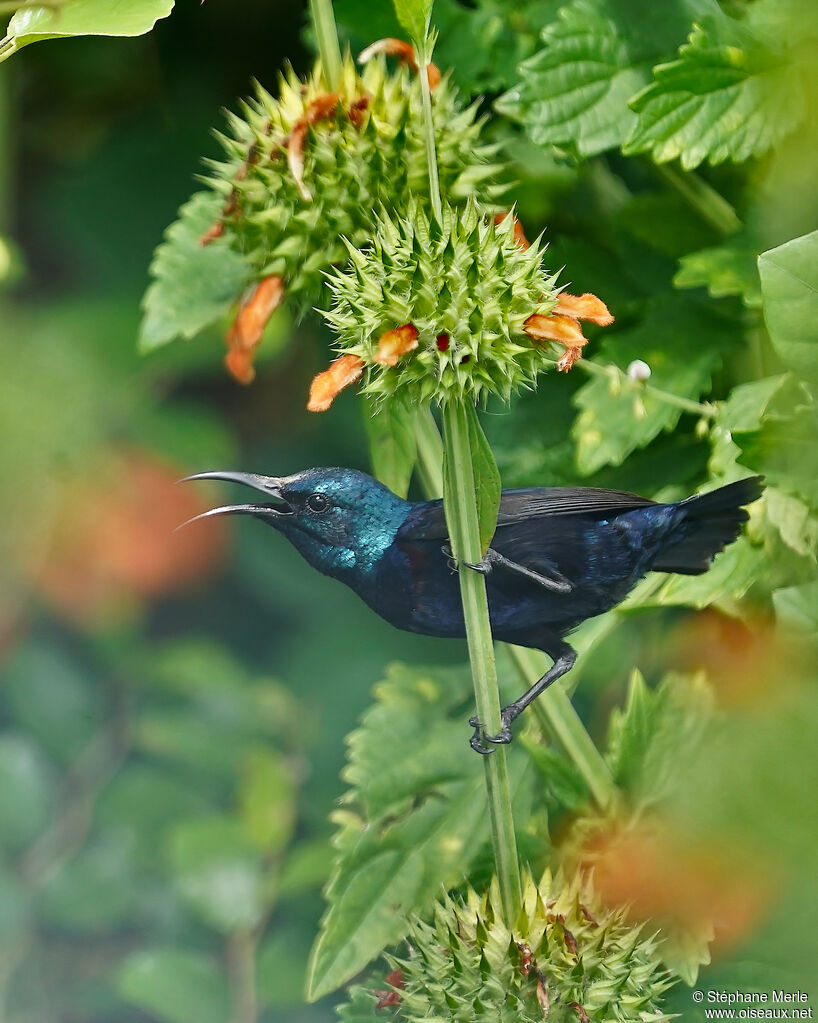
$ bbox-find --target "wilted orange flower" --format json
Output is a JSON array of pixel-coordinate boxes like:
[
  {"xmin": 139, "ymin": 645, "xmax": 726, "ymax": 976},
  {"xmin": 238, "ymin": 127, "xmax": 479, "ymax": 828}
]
[
  {"xmin": 554, "ymin": 292, "xmax": 614, "ymax": 326},
  {"xmin": 375, "ymin": 323, "xmax": 419, "ymax": 366},
  {"xmin": 494, "ymin": 211, "xmax": 530, "ymax": 250},
  {"xmin": 358, "ymin": 38, "xmax": 441, "ymax": 90},
  {"xmin": 200, "ymin": 220, "xmax": 224, "ymax": 246},
  {"xmin": 373, "ymin": 968, "xmax": 404, "ymax": 1010},
  {"xmin": 524, "ymin": 291, "xmax": 613, "ymax": 372},
  {"xmin": 225, "ymin": 275, "xmax": 285, "ymax": 385},
  {"xmin": 287, "ymin": 92, "xmax": 342, "ymax": 201},
  {"xmin": 347, "ymin": 95, "xmax": 371, "ymax": 129},
  {"xmin": 307, "ymin": 354, "xmax": 365, "ymax": 412}
]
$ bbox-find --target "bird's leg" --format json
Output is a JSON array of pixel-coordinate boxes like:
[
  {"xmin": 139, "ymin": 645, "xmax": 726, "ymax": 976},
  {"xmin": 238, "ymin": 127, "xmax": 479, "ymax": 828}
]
[
  {"xmin": 461, "ymin": 548, "xmax": 573, "ymax": 594},
  {"xmin": 470, "ymin": 640, "xmax": 577, "ymax": 752}
]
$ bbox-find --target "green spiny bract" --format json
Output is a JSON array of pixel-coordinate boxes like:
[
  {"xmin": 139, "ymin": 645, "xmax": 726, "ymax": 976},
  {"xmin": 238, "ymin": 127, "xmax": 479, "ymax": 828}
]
[
  {"xmin": 324, "ymin": 200, "xmax": 561, "ymax": 405},
  {"xmin": 203, "ymin": 53, "xmax": 504, "ymax": 316},
  {"xmin": 339, "ymin": 870, "xmax": 673, "ymax": 1023}
]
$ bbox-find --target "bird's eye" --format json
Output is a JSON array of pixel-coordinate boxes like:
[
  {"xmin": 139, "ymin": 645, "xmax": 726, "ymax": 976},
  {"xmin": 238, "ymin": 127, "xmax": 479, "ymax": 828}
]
[{"xmin": 307, "ymin": 492, "xmax": 329, "ymax": 513}]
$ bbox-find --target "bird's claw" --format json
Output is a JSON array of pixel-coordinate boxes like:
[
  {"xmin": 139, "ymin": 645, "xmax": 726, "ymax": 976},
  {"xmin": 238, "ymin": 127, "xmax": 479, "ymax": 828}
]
[
  {"xmin": 468, "ymin": 713, "xmax": 514, "ymax": 754},
  {"xmin": 441, "ymin": 543, "xmax": 458, "ymax": 574}
]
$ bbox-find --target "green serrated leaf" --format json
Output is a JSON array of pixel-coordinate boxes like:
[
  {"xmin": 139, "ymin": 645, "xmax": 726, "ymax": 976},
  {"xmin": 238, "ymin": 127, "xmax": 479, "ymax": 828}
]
[
  {"xmin": 758, "ymin": 230, "xmax": 818, "ymax": 381},
  {"xmin": 606, "ymin": 671, "xmax": 713, "ymax": 809},
  {"xmin": 363, "ymin": 399, "xmax": 417, "ymax": 498},
  {"xmin": 465, "ymin": 404, "xmax": 501, "ymax": 556},
  {"xmin": 520, "ymin": 736, "xmax": 590, "ymax": 809},
  {"xmin": 498, "ymin": 0, "xmax": 717, "ymax": 158},
  {"xmin": 117, "ymin": 947, "xmax": 229, "ymax": 1023},
  {"xmin": 2, "ymin": 0, "xmax": 174, "ymax": 61},
  {"xmin": 624, "ymin": 14, "xmax": 808, "ymax": 169},
  {"xmin": 306, "ymin": 661, "xmax": 528, "ymax": 1000},
  {"xmin": 676, "ymin": 232, "xmax": 762, "ymax": 308},
  {"xmin": 391, "ymin": 0, "xmax": 433, "ymax": 43},
  {"xmin": 734, "ymin": 402, "xmax": 818, "ymax": 508},
  {"xmin": 139, "ymin": 191, "xmax": 253, "ymax": 352},
  {"xmin": 572, "ymin": 296, "xmax": 733, "ymax": 475}
]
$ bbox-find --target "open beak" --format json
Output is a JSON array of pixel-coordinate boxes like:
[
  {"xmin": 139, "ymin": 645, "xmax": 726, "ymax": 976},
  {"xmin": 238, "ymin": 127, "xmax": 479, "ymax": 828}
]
[{"xmin": 176, "ymin": 470, "xmax": 293, "ymax": 530}]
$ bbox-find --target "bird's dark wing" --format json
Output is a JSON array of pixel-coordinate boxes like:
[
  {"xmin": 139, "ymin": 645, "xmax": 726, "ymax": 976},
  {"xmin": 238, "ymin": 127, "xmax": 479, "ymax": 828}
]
[{"xmin": 400, "ymin": 487, "xmax": 657, "ymax": 540}]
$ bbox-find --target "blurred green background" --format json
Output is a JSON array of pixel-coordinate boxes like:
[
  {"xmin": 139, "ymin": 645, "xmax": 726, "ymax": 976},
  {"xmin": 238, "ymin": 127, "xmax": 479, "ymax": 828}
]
[{"xmin": 1, "ymin": 1, "xmax": 817, "ymax": 1021}]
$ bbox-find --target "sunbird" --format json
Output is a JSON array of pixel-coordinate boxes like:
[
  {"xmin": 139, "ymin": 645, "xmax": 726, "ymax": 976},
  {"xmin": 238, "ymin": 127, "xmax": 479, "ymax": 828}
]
[{"xmin": 184, "ymin": 468, "xmax": 762, "ymax": 753}]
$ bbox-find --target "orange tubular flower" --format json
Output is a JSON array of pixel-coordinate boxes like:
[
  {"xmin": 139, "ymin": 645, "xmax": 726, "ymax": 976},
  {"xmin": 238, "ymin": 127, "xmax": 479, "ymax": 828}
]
[
  {"xmin": 524, "ymin": 292, "xmax": 614, "ymax": 371},
  {"xmin": 554, "ymin": 292, "xmax": 614, "ymax": 326},
  {"xmin": 358, "ymin": 38, "xmax": 441, "ymax": 90},
  {"xmin": 374, "ymin": 323, "xmax": 419, "ymax": 366},
  {"xmin": 225, "ymin": 275, "xmax": 285, "ymax": 385},
  {"xmin": 307, "ymin": 354, "xmax": 365, "ymax": 412},
  {"xmin": 287, "ymin": 92, "xmax": 342, "ymax": 201}
]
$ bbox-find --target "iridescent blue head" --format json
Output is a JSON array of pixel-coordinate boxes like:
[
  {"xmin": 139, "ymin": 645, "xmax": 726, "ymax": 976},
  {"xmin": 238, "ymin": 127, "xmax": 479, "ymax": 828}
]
[{"xmin": 181, "ymin": 467, "xmax": 412, "ymax": 578}]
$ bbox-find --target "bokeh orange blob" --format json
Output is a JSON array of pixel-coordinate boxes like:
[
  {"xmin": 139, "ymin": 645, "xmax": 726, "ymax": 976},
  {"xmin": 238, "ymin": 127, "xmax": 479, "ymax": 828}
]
[{"xmin": 34, "ymin": 450, "xmax": 228, "ymax": 625}]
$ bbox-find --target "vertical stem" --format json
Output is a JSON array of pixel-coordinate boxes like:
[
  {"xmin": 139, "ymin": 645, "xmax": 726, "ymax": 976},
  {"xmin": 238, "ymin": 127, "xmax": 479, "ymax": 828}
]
[
  {"xmin": 417, "ymin": 41, "xmax": 442, "ymax": 222},
  {"xmin": 308, "ymin": 0, "xmax": 343, "ymax": 91},
  {"xmin": 227, "ymin": 929, "xmax": 258, "ymax": 1023},
  {"xmin": 442, "ymin": 402, "xmax": 521, "ymax": 922},
  {"xmin": 413, "ymin": 408, "xmax": 616, "ymax": 809}
]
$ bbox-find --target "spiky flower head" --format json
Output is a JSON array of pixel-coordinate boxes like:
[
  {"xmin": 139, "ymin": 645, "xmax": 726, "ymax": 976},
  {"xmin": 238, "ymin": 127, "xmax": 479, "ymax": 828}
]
[
  {"xmin": 204, "ymin": 52, "xmax": 502, "ymax": 317},
  {"xmin": 318, "ymin": 200, "xmax": 572, "ymax": 407},
  {"xmin": 339, "ymin": 870, "xmax": 673, "ymax": 1023}
]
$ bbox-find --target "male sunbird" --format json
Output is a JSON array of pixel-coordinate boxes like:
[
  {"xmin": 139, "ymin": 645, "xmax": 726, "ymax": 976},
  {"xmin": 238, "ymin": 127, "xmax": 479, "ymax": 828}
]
[{"xmin": 184, "ymin": 468, "xmax": 762, "ymax": 753}]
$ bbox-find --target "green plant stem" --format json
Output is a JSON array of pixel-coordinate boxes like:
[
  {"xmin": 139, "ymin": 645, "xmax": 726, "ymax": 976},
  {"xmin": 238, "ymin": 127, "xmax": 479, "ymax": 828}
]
[
  {"xmin": 309, "ymin": 0, "xmax": 343, "ymax": 91},
  {"xmin": 412, "ymin": 409, "xmax": 617, "ymax": 810},
  {"xmin": 417, "ymin": 39, "xmax": 442, "ymax": 222},
  {"xmin": 441, "ymin": 401, "xmax": 521, "ymax": 922},
  {"xmin": 653, "ymin": 161, "xmax": 741, "ymax": 237},
  {"xmin": 579, "ymin": 359, "xmax": 718, "ymax": 419}
]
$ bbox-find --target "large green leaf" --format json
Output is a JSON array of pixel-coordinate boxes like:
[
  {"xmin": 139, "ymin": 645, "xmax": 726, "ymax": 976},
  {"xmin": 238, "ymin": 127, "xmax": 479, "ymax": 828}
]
[
  {"xmin": 676, "ymin": 232, "xmax": 763, "ymax": 308},
  {"xmin": 624, "ymin": 14, "xmax": 807, "ymax": 168},
  {"xmin": 606, "ymin": 670, "xmax": 712, "ymax": 809},
  {"xmin": 466, "ymin": 404, "xmax": 501, "ymax": 556},
  {"xmin": 391, "ymin": 0, "xmax": 433, "ymax": 43},
  {"xmin": 362, "ymin": 399, "xmax": 417, "ymax": 499},
  {"xmin": 139, "ymin": 191, "xmax": 254, "ymax": 352},
  {"xmin": 306, "ymin": 661, "xmax": 529, "ymax": 1000},
  {"xmin": 572, "ymin": 296, "xmax": 731, "ymax": 475},
  {"xmin": 758, "ymin": 230, "xmax": 818, "ymax": 381},
  {"xmin": 117, "ymin": 947, "xmax": 229, "ymax": 1023},
  {"xmin": 2, "ymin": 0, "xmax": 174, "ymax": 61},
  {"xmin": 497, "ymin": 0, "xmax": 716, "ymax": 158},
  {"xmin": 734, "ymin": 402, "xmax": 818, "ymax": 508}
]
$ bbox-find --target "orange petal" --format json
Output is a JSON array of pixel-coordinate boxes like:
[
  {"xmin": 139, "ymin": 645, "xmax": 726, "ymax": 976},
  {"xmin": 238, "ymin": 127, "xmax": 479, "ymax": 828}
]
[
  {"xmin": 374, "ymin": 323, "xmax": 419, "ymax": 366},
  {"xmin": 554, "ymin": 292, "xmax": 614, "ymax": 326},
  {"xmin": 524, "ymin": 312, "xmax": 587, "ymax": 347},
  {"xmin": 287, "ymin": 122, "xmax": 310, "ymax": 201},
  {"xmin": 357, "ymin": 38, "xmax": 440, "ymax": 90},
  {"xmin": 200, "ymin": 220, "xmax": 224, "ymax": 246},
  {"xmin": 307, "ymin": 354, "xmax": 365, "ymax": 412},
  {"xmin": 347, "ymin": 94, "xmax": 371, "ymax": 129},
  {"xmin": 494, "ymin": 211, "xmax": 530, "ymax": 250},
  {"xmin": 224, "ymin": 348, "xmax": 256, "ymax": 385},
  {"xmin": 304, "ymin": 91, "xmax": 342, "ymax": 126},
  {"xmin": 224, "ymin": 275, "xmax": 285, "ymax": 385}
]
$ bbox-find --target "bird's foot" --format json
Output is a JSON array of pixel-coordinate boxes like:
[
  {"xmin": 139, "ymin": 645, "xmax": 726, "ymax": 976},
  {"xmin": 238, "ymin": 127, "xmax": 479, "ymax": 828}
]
[
  {"xmin": 441, "ymin": 543, "xmax": 458, "ymax": 574},
  {"xmin": 468, "ymin": 712, "xmax": 514, "ymax": 755}
]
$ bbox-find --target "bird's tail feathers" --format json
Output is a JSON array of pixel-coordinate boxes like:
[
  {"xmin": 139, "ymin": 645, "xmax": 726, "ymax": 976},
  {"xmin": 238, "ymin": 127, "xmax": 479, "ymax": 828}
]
[{"xmin": 652, "ymin": 476, "xmax": 764, "ymax": 576}]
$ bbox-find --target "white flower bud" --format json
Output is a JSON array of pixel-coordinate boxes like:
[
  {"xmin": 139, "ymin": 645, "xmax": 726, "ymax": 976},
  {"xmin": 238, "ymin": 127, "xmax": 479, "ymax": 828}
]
[{"xmin": 627, "ymin": 359, "xmax": 651, "ymax": 382}]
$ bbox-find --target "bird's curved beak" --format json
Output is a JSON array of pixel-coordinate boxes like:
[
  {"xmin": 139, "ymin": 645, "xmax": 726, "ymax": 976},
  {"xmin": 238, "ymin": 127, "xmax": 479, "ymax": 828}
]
[{"xmin": 176, "ymin": 471, "xmax": 293, "ymax": 530}]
